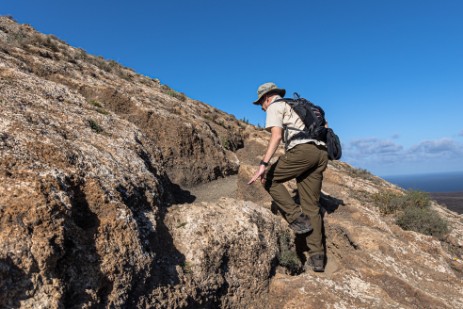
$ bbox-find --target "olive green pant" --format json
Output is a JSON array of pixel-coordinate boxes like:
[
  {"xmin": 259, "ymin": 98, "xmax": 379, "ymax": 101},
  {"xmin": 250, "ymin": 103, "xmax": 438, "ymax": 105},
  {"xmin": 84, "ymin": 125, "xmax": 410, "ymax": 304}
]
[{"xmin": 264, "ymin": 143, "xmax": 328, "ymax": 255}]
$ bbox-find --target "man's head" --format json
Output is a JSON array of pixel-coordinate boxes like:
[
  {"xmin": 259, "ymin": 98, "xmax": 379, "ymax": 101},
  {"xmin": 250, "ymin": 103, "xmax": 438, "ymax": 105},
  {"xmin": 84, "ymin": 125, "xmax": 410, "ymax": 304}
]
[{"xmin": 253, "ymin": 82, "xmax": 286, "ymax": 106}]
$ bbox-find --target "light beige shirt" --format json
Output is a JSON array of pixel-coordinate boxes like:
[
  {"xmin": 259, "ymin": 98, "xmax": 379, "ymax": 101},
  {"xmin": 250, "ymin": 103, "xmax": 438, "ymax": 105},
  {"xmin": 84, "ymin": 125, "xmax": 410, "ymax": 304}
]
[{"xmin": 265, "ymin": 96, "xmax": 326, "ymax": 151}]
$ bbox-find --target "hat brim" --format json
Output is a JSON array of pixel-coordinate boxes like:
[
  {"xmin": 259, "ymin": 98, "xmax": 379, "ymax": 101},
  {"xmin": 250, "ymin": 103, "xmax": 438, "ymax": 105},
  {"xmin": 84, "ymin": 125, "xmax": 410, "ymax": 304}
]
[{"xmin": 252, "ymin": 88, "xmax": 286, "ymax": 105}]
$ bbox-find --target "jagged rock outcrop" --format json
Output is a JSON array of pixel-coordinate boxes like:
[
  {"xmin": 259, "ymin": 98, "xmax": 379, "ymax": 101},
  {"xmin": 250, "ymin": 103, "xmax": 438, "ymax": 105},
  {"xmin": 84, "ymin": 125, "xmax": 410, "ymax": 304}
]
[
  {"xmin": 1, "ymin": 16, "xmax": 463, "ymax": 309},
  {"xmin": 0, "ymin": 16, "xmax": 255, "ymax": 308},
  {"xmin": 0, "ymin": 55, "xmax": 170, "ymax": 307},
  {"xmin": 159, "ymin": 199, "xmax": 283, "ymax": 308}
]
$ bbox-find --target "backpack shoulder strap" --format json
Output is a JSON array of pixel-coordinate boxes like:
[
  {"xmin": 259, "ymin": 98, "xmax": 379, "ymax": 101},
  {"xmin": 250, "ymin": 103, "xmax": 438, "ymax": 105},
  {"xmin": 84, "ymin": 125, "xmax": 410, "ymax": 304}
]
[{"xmin": 271, "ymin": 97, "xmax": 303, "ymax": 150}]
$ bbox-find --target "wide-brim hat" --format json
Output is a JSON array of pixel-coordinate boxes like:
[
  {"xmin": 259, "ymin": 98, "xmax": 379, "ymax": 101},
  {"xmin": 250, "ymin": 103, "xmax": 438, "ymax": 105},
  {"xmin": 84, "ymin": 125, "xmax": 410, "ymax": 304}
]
[{"xmin": 252, "ymin": 82, "xmax": 286, "ymax": 105}]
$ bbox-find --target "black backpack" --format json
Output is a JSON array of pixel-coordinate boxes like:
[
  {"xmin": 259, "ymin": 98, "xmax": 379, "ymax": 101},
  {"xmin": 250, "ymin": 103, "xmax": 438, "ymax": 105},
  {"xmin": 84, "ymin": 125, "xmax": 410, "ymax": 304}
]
[
  {"xmin": 275, "ymin": 93, "xmax": 342, "ymax": 160},
  {"xmin": 325, "ymin": 128, "xmax": 342, "ymax": 160}
]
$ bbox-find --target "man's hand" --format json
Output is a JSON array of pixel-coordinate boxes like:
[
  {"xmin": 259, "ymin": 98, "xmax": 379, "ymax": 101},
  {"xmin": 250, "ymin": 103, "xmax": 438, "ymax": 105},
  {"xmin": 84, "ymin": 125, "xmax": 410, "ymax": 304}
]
[{"xmin": 248, "ymin": 165, "xmax": 267, "ymax": 185}]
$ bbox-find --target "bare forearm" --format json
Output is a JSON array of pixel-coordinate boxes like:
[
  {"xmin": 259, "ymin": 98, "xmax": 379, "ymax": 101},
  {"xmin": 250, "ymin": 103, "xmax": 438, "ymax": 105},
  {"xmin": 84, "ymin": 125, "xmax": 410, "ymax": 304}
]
[
  {"xmin": 262, "ymin": 127, "xmax": 282, "ymax": 163},
  {"xmin": 263, "ymin": 134, "xmax": 281, "ymax": 163},
  {"xmin": 248, "ymin": 127, "xmax": 283, "ymax": 185}
]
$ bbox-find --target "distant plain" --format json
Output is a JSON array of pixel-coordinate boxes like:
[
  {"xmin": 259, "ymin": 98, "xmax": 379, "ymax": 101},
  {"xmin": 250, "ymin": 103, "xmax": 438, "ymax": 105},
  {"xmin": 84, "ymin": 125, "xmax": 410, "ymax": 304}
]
[
  {"xmin": 383, "ymin": 172, "xmax": 463, "ymax": 215},
  {"xmin": 430, "ymin": 192, "xmax": 463, "ymax": 215}
]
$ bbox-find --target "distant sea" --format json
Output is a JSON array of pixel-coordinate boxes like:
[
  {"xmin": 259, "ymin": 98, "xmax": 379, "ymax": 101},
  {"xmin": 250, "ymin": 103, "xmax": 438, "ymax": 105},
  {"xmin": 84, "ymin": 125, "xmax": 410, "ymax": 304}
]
[
  {"xmin": 383, "ymin": 171, "xmax": 463, "ymax": 214},
  {"xmin": 383, "ymin": 171, "xmax": 463, "ymax": 192}
]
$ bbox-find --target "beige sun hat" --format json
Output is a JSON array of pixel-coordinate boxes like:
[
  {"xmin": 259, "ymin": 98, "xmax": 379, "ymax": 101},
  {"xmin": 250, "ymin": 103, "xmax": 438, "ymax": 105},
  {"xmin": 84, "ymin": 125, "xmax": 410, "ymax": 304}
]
[{"xmin": 252, "ymin": 82, "xmax": 286, "ymax": 105}]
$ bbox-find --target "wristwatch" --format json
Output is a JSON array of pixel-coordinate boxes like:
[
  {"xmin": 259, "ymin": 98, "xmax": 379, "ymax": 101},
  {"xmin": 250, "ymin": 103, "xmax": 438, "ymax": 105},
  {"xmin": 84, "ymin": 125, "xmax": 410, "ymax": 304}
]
[{"xmin": 259, "ymin": 160, "xmax": 269, "ymax": 167}]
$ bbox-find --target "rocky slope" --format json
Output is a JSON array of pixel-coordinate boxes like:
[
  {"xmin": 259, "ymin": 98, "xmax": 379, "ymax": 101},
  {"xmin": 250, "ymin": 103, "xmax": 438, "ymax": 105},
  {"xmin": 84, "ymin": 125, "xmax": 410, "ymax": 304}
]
[
  {"xmin": 237, "ymin": 138, "xmax": 463, "ymax": 308},
  {"xmin": 1, "ymin": 16, "xmax": 462, "ymax": 308}
]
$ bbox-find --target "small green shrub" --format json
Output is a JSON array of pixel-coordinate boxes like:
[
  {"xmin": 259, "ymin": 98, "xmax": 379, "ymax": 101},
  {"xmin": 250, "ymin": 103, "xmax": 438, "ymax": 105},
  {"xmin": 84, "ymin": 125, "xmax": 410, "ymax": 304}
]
[
  {"xmin": 279, "ymin": 250, "xmax": 301, "ymax": 273},
  {"xmin": 161, "ymin": 85, "xmax": 187, "ymax": 102},
  {"xmin": 221, "ymin": 137, "xmax": 230, "ymax": 150},
  {"xmin": 10, "ymin": 31, "xmax": 29, "ymax": 45},
  {"xmin": 396, "ymin": 206, "xmax": 449, "ymax": 240},
  {"xmin": 75, "ymin": 48, "xmax": 88, "ymax": 61},
  {"xmin": 43, "ymin": 36, "xmax": 60, "ymax": 52},
  {"xmin": 88, "ymin": 100, "xmax": 109, "ymax": 115},
  {"xmin": 374, "ymin": 190, "xmax": 449, "ymax": 239},
  {"xmin": 89, "ymin": 99, "xmax": 103, "ymax": 108},
  {"xmin": 108, "ymin": 60, "xmax": 119, "ymax": 69},
  {"xmin": 87, "ymin": 119, "xmax": 104, "ymax": 133},
  {"xmin": 175, "ymin": 91, "xmax": 187, "ymax": 102},
  {"xmin": 176, "ymin": 222, "xmax": 187, "ymax": 228},
  {"xmin": 373, "ymin": 190, "xmax": 431, "ymax": 215},
  {"xmin": 350, "ymin": 167, "xmax": 373, "ymax": 178},
  {"xmin": 240, "ymin": 117, "xmax": 250, "ymax": 125},
  {"xmin": 180, "ymin": 261, "xmax": 193, "ymax": 274},
  {"xmin": 277, "ymin": 232, "xmax": 301, "ymax": 274},
  {"xmin": 97, "ymin": 109, "xmax": 109, "ymax": 115},
  {"xmin": 400, "ymin": 190, "xmax": 431, "ymax": 209},
  {"xmin": 372, "ymin": 191, "xmax": 404, "ymax": 214},
  {"xmin": 203, "ymin": 114, "xmax": 213, "ymax": 122}
]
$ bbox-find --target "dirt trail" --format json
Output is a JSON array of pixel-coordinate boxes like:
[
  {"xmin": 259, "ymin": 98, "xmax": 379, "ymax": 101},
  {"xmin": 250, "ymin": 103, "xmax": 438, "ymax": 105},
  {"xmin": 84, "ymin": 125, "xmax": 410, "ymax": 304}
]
[{"xmin": 181, "ymin": 175, "xmax": 239, "ymax": 203}]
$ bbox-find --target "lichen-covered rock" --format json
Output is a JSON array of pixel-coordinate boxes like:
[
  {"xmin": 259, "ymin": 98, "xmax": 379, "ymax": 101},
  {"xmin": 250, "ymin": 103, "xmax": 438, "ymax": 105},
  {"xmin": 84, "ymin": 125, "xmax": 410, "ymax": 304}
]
[
  {"xmin": 156, "ymin": 198, "xmax": 284, "ymax": 308},
  {"xmin": 0, "ymin": 63, "xmax": 169, "ymax": 307}
]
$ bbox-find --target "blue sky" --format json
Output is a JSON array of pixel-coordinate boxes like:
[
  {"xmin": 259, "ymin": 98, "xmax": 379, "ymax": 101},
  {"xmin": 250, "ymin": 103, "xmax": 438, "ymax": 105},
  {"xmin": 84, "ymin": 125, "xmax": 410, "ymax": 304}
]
[{"xmin": 2, "ymin": 0, "xmax": 463, "ymax": 176}]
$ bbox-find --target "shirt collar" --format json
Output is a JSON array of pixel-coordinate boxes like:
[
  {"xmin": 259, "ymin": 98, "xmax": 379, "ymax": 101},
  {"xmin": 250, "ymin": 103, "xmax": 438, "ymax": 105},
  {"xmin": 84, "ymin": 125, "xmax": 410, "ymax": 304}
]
[{"xmin": 270, "ymin": 95, "xmax": 283, "ymax": 103}]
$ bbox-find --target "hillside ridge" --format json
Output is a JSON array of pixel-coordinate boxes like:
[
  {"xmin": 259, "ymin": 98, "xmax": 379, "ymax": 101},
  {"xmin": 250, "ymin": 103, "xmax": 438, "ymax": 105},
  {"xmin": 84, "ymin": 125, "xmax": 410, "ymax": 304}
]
[{"xmin": 1, "ymin": 16, "xmax": 463, "ymax": 309}]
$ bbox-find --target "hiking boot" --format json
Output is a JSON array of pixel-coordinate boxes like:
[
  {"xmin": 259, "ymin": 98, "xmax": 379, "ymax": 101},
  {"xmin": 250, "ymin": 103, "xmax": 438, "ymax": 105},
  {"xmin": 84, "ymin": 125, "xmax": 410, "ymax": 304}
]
[
  {"xmin": 288, "ymin": 213, "xmax": 313, "ymax": 234},
  {"xmin": 305, "ymin": 254, "xmax": 325, "ymax": 272}
]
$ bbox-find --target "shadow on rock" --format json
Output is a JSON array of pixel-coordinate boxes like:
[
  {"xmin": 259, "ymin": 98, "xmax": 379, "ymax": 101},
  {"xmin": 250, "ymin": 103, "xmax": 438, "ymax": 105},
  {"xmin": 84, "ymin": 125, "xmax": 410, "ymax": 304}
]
[
  {"xmin": 320, "ymin": 192, "xmax": 345, "ymax": 214},
  {"xmin": 168, "ymin": 182, "xmax": 196, "ymax": 204},
  {"xmin": 291, "ymin": 190, "xmax": 345, "ymax": 214},
  {"xmin": 56, "ymin": 180, "xmax": 112, "ymax": 308},
  {"xmin": 118, "ymin": 180, "xmax": 188, "ymax": 306},
  {"xmin": 0, "ymin": 256, "xmax": 34, "ymax": 308},
  {"xmin": 137, "ymin": 145, "xmax": 196, "ymax": 205}
]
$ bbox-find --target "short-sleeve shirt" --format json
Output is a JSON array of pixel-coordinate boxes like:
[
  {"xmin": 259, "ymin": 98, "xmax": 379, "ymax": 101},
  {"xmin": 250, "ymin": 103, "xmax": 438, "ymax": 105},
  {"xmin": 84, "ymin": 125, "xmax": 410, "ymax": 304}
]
[{"xmin": 265, "ymin": 96, "xmax": 326, "ymax": 151}]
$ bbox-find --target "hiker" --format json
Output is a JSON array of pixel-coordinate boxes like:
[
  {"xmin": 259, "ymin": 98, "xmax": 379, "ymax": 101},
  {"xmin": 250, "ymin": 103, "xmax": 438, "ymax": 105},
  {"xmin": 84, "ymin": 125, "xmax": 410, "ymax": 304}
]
[{"xmin": 247, "ymin": 82, "xmax": 328, "ymax": 272}]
